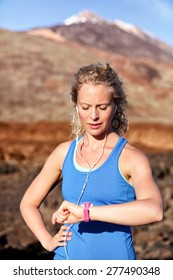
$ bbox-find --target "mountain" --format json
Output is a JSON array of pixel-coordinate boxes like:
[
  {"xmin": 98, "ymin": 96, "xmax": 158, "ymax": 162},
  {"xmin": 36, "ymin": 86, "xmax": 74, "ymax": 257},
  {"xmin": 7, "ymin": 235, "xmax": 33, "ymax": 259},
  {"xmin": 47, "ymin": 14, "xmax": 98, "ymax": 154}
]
[
  {"xmin": 0, "ymin": 28, "xmax": 173, "ymax": 125},
  {"xmin": 43, "ymin": 10, "xmax": 173, "ymax": 64}
]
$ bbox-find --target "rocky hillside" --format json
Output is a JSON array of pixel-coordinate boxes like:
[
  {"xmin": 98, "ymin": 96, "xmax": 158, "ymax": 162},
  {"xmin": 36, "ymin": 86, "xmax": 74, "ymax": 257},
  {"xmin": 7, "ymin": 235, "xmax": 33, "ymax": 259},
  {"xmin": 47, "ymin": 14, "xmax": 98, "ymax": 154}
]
[
  {"xmin": 0, "ymin": 122, "xmax": 173, "ymax": 260},
  {"xmin": 0, "ymin": 28, "xmax": 173, "ymax": 124}
]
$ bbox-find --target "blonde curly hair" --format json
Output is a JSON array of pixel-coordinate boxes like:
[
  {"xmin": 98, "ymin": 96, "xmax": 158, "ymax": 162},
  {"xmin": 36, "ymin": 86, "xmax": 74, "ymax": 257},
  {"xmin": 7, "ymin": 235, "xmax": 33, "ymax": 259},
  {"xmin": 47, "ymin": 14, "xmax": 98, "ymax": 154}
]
[{"xmin": 69, "ymin": 63, "xmax": 128, "ymax": 137}]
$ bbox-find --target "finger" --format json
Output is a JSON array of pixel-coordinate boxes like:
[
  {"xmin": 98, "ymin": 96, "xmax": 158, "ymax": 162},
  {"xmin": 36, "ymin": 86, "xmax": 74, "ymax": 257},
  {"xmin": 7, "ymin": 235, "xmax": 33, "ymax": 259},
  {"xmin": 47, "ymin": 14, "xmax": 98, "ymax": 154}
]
[
  {"xmin": 52, "ymin": 208, "xmax": 70, "ymax": 224},
  {"xmin": 59, "ymin": 226, "xmax": 72, "ymax": 234},
  {"xmin": 56, "ymin": 213, "xmax": 69, "ymax": 223},
  {"xmin": 58, "ymin": 242, "xmax": 67, "ymax": 247},
  {"xmin": 54, "ymin": 234, "xmax": 72, "ymax": 247},
  {"xmin": 61, "ymin": 235, "xmax": 72, "ymax": 242},
  {"xmin": 60, "ymin": 225, "xmax": 70, "ymax": 231},
  {"xmin": 62, "ymin": 231, "xmax": 73, "ymax": 237},
  {"xmin": 52, "ymin": 212, "xmax": 57, "ymax": 224},
  {"xmin": 57, "ymin": 239, "xmax": 71, "ymax": 247},
  {"xmin": 65, "ymin": 236, "xmax": 72, "ymax": 241},
  {"xmin": 52, "ymin": 211, "xmax": 67, "ymax": 223},
  {"xmin": 63, "ymin": 210, "xmax": 70, "ymax": 215}
]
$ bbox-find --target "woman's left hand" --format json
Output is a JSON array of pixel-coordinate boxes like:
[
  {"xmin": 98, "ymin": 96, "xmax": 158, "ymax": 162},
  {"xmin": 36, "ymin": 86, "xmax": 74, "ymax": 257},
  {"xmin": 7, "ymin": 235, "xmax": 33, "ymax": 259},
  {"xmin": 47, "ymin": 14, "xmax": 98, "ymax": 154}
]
[{"xmin": 52, "ymin": 201, "xmax": 83, "ymax": 225}]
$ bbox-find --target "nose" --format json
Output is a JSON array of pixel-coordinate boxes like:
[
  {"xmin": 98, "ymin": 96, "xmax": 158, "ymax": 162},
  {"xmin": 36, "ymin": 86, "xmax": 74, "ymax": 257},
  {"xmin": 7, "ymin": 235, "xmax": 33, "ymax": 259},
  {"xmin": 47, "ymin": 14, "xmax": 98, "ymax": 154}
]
[{"xmin": 90, "ymin": 108, "xmax": 99, "ymax": 120}]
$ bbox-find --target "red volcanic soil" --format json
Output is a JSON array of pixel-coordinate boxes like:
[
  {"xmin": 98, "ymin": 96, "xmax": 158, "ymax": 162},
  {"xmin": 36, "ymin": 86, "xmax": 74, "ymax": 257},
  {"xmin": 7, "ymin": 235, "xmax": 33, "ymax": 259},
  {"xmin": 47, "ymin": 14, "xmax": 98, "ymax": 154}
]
[
  {"xmin": 0, "ymin": 121, "xmax": 173, "ymax": 260},
  {"xmin": 0, "ymin": 122, "xmax": 71, "ymax": 163},
  {"xmin": 126, "ymin": 122, "xmax": 173, "ymax": 153},
  {"xmin": 0, "ymin": 121, "xmax": 173, "ymax": 163}
]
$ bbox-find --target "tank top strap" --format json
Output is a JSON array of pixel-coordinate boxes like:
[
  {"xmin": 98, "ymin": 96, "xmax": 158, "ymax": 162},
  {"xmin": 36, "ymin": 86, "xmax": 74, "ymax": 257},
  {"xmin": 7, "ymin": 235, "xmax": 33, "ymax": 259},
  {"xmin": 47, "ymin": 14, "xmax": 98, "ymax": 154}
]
[
  {"xmin": 113, "ymin": 137, "xmax": 127, "ymax": 160},
  {"xmin": 62, "ymin": 140, "xmax": 76, "ymax": 171}
]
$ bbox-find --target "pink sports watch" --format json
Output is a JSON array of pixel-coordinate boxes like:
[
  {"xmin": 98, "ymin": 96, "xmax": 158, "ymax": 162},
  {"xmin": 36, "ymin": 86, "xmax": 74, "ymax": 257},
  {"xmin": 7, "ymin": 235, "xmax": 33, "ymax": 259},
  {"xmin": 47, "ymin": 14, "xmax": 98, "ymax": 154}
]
[{"xmin": 81, "ymin": 202, "xmax": 93, "ymax": 222}]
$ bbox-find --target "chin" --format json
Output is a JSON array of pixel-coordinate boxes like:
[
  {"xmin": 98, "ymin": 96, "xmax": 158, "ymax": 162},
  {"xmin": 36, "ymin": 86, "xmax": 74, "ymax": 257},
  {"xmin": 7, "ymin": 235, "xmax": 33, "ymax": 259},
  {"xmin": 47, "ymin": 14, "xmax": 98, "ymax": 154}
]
[{"xmin": 88, "ymin": 128, "xmax": 107, "ymax": 138}]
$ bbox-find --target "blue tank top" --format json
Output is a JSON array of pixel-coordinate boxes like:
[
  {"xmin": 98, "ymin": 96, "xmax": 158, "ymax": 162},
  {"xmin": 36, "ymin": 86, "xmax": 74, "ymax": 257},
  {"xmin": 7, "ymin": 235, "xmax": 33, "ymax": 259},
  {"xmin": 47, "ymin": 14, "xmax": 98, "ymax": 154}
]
[{"xmin": 54, "ymin": 137, "xmax": 136, "ymax": 260}]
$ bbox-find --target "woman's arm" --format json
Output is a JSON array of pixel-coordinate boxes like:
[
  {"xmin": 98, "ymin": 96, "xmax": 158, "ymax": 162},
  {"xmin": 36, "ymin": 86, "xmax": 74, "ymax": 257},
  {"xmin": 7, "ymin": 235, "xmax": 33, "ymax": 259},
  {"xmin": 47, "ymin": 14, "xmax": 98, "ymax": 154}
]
[
  {"xmin": 20, "ymin": 141, "xmax": 71, "ymax": 251},
  {"xmin": 52, "ymin": 146, "xmax": 163, "ymax": 226}
]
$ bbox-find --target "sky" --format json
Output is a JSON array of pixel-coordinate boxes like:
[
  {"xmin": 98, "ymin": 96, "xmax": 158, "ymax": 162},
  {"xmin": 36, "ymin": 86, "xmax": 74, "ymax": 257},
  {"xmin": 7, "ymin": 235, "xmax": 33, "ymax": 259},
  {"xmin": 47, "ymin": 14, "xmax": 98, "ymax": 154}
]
[{"xmin": 0, "ymin": 0, "xmax": 173, "ymax": 46}]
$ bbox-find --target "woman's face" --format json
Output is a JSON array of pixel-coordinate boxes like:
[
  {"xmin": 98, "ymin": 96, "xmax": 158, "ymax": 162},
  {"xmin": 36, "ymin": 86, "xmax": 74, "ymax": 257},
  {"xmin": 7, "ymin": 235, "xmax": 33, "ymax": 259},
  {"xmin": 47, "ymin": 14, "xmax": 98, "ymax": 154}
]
[{"xmin": 77, "ymin": 83, "xmax": 115, "ymax": 137}]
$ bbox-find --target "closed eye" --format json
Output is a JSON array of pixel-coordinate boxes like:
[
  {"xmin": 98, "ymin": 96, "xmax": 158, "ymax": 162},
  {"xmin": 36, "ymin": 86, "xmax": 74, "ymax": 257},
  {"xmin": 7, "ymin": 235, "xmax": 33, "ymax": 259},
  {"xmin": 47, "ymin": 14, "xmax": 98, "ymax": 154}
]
[
  {"xmin": 99, "ymin": 106, "xmax": 107, "ymax": 110},
  {"xmin": 99, "ymin": 105, "xmax": 110, "ymax": 110},
  {"xmin": 82, "ymin": 106, "xmax": 90, "ymax": 110}
]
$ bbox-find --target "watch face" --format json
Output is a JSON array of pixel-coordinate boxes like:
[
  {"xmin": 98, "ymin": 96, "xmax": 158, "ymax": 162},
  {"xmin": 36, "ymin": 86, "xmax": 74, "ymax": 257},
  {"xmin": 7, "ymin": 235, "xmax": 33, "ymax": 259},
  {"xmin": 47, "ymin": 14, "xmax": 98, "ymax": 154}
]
[{"xmin": 81, "ymin": 202, "xmax": 93, "ymax": 208}]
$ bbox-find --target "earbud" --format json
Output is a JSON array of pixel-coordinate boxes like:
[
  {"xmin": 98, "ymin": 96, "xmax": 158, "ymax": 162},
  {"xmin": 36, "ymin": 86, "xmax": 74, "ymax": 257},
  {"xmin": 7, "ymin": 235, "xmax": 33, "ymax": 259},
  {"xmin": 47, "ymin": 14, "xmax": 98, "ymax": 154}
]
[
  {"xmin": 76, "ymin": 106, "xmax": 78, "ymax": 113},
  {"xmin": 113, "ymin": 106, "xmax": 117, "ymax": 114}
]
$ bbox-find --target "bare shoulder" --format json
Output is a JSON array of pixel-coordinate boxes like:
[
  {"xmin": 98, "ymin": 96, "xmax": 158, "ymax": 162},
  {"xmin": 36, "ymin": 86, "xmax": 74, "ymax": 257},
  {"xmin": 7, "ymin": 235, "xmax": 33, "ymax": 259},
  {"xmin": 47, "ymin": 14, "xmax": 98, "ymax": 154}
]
[
  {"xmin": 124, "ymin": 142, "xmax": 148, "ymax": 160},
  {"xmin": 121, "ymin": 141, "xmax": 152, "ymax": 175},
  {"xmin": 46, "ymin": 140, "xmax": 73, "ymax": 170},
  {"xmin": 124, "ymin": 142, "xmax": 150, "ymax": 165},
  {"xmin": 54, "ymin": 140, "xmax": 73, "ymax": 156}
]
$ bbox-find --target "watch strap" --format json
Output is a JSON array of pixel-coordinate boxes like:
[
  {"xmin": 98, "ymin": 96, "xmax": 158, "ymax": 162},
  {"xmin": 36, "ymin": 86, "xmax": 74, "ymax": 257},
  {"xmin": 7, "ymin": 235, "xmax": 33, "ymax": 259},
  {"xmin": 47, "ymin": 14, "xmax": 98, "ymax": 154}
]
[{"xmin": 81, "ymin": 202, "xmax": 93, "ymax": 222}]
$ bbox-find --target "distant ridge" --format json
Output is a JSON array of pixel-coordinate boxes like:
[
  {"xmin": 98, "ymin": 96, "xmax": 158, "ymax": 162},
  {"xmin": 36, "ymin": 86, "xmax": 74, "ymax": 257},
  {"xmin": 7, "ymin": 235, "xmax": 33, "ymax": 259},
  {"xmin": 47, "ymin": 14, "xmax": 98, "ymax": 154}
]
[
  {"xmin": 45, "ymin": 10, "xmax": 173, "ymax": 63},
  {"xmin": 0, "ymin": 28, "xmax": 173, "ymax": 124}
]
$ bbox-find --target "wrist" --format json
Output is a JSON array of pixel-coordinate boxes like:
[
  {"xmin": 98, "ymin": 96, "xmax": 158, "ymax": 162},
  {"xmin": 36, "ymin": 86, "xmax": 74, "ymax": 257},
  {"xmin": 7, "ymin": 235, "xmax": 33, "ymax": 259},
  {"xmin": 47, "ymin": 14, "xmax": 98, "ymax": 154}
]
[{"xmin": 41, "ymin": 234, "xmax": 53, "ymax": 251}]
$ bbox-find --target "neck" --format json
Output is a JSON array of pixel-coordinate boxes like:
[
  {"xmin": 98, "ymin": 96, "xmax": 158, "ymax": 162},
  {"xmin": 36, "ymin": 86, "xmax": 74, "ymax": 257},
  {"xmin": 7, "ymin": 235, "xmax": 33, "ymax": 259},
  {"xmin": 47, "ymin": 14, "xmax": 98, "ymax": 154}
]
[
  {"xmin": 83, "ymin": 127, "xmax": 113, "ymax": 146},
  {"xmin": 77, "ymin": 133, "xmax": 107, "ymax": 170},
  {"xmin": 83, "ymin": 127, "xmax": 115, "ymax": 147},
  {"xmin": 83, "ymin": 134, "xmax": 105, "ymax": 148}
]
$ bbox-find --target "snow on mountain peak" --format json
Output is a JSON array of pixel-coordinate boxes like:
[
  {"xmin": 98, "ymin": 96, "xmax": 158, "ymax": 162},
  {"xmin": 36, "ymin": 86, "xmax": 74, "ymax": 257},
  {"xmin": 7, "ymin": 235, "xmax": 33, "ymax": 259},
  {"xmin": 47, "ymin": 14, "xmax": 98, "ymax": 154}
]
[
  {"xmin": 114, "ymin": 20, "xmax": 153, "ymax": 39},
  {"xmin": 64, "ymin": 10, "xmax": 156, "ymax": 42},
  {"xmin": 64, "ymin": 10, "xmax": 106, "ymax": 25}
]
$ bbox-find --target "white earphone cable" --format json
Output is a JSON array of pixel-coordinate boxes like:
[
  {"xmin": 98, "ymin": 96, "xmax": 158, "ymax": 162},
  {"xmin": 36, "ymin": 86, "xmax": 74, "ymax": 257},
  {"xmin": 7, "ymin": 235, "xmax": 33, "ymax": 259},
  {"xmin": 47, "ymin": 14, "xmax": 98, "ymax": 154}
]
[{"xmin": 63, "ymin": 134, "xmax": 107, "ymax": 259}]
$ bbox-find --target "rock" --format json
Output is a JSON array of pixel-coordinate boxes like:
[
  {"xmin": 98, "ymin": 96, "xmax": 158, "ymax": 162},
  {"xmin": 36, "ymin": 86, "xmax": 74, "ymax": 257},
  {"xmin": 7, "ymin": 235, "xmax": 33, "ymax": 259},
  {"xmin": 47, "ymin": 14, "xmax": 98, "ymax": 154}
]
[{"xmin": 0, "ymin": 122, "xmax": 173, "ymax": 260}]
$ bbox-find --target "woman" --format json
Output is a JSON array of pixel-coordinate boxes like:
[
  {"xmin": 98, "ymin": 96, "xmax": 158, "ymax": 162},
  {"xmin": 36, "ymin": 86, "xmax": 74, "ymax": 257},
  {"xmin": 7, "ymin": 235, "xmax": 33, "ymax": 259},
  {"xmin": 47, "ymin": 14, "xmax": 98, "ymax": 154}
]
[{"xmin": 20, "ymin": 63, "xmax": 163, "ymax": 260}]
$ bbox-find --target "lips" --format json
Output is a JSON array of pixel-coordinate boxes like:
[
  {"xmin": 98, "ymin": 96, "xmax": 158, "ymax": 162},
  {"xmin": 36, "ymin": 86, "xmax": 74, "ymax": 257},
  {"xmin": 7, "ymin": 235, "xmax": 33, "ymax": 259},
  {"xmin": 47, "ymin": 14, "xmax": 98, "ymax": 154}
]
[{"xmin": 88, "ymin": 123, "xmax": 102, "ymax": 129}]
